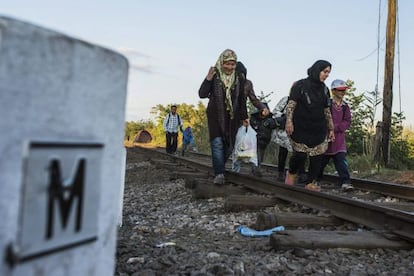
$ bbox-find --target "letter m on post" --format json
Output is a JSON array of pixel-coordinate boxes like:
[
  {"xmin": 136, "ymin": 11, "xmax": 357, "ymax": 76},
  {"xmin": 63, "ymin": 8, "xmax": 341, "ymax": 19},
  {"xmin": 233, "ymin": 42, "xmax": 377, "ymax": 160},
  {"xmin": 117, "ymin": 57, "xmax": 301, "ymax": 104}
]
[{"xmin": 46, "ymin": 159, "xmax": 85, "ymax": 239}]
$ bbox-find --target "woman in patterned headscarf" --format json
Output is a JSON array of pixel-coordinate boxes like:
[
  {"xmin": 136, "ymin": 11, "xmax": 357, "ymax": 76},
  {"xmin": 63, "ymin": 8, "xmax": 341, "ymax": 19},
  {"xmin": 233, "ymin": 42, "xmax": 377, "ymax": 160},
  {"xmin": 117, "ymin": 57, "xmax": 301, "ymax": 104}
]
[
  {"xmin": 199, "ymin": 49, "xmax": 248, "ymax": 185},
  {"xmin": 284, "ymin": 60, "xmax": 335, "ymax": 191}
]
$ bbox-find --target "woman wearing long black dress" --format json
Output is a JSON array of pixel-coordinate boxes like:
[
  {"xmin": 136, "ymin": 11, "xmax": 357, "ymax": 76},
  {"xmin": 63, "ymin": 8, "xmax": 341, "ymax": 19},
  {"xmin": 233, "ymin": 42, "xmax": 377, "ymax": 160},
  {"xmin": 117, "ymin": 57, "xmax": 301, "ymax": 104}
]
[{"xmin": 284, "ymin": 60, "xmax": 335, "ymax": 191}]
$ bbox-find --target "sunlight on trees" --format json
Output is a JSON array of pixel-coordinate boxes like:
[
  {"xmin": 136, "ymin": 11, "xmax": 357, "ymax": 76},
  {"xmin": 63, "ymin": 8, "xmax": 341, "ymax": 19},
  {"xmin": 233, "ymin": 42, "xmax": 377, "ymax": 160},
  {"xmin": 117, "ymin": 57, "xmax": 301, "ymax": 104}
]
[{"xmin": 125, "ymin": 83, "xmax": 414, "ymax": 171}]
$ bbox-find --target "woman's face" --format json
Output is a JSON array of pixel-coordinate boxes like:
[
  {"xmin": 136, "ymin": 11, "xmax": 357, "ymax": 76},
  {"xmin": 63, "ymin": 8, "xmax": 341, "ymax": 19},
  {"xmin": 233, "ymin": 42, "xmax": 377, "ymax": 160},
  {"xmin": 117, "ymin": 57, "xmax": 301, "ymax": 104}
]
[
  {"xmin": 319, "ymin": 66, "xmax": 331, "ymax": 82},
  {"xmin": 222, "ymin": 60, "xmax": 237, "ymax": 75}
]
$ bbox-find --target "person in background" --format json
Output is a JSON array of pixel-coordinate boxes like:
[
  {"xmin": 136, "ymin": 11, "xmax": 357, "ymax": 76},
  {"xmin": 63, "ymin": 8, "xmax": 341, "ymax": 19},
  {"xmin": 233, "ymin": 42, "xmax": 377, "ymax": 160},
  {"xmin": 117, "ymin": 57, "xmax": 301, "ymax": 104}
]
[
  {"xmin": 272, "ymin": 96, "xmax": 307, "ymax": 182},
  {"xmin": 236, "ymin": 61, "xmax": 270, "ymax": 117},
  {"xmin": 285, "ymin": 60, "xmax": 335, "ymax": 192},
  {"xmin": 199, "ymin": 49, "xmax": 248, "ymax": 185},
  {"xmin": 249, "ymin": 102, "xmax": 276, "ymax": 176},
  {"xmin": 236, "ymin": 61, "xmax": 270, "ymax": 176},
  {"xmin": 181, "ymin": 126, "xmax": 198, "ymax": 156},
  {"xmin": 163, "ymin": 104, "xmax": 183, "ymax": 154},
  {"xmin": 319, "ymin": 79, "xmax": 353, "ymax": 191}
]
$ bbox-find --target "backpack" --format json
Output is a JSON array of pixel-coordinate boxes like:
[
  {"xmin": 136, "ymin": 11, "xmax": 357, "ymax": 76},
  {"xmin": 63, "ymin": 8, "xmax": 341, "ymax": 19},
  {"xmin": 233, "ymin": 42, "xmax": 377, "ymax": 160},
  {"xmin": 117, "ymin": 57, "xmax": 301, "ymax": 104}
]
[
  {"xmin": 166, "ymin": 113, "xmax": 181, "ymax": 126},
  {"xmin": 275, "ymin": 97, "xmax": 288, "ymax": 129},
  {"xmin": 329, "ymin": 98, "xmax": 348, "ymax": 120}
]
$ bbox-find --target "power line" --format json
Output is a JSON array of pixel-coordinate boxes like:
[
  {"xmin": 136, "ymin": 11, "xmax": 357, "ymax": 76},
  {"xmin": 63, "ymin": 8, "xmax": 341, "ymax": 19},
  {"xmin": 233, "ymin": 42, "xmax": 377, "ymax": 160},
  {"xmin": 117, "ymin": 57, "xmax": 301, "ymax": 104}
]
[
  {"xmin": 396, "ymin": 0, "xmax": 402, "ymax": 115},
  {"xmin": 374, "ymin": 0, "xmax": 382, "ymax": 120},
  {"xmin": 355, "ymin": 38, "xmax": 385, "ymax": 62}
]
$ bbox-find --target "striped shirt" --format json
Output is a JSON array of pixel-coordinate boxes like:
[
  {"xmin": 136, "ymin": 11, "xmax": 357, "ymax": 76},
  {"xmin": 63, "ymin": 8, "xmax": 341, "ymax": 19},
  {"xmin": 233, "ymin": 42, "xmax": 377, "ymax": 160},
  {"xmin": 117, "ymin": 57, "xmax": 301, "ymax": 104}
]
[{"xmin": 163, "ymin": 113, "xmax": 182, "ymax": 133}]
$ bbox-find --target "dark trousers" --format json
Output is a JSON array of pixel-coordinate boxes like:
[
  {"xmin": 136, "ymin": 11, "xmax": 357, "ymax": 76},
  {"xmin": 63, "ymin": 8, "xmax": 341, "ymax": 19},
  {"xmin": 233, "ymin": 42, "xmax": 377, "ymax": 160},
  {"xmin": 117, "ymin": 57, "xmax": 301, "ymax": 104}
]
[
  {"xmin": 279, "ymin": 146, "xmax": 306, "ymax": 174},
  {"xmin": 257, "ymin": 145, "xmax": 267, "ymax": 166},
  {"xmin": 278, "ymin": 146, "xmax": 289, "ymax": 173},
  {"xmin": 320, "ymin": 152, "xmax": 350, "ymax": 184},
  {"xmin": 210, "ymin": 137, "xmax": 232, "ymax": 175},
  {"xmin": 289, "ymin": 151, "xmax": 323, "ymax": 183},
  {"xmin": 166, "ymin": 132, "xmax": 178, "ymax": 154}
]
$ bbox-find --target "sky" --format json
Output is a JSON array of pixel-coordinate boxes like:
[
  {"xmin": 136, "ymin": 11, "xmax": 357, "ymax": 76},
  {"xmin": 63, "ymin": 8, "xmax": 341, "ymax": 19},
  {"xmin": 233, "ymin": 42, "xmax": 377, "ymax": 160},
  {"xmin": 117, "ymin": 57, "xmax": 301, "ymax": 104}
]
[{"xmin": 2, "ymin": 0, "xmax": 414, "ymax": 126}]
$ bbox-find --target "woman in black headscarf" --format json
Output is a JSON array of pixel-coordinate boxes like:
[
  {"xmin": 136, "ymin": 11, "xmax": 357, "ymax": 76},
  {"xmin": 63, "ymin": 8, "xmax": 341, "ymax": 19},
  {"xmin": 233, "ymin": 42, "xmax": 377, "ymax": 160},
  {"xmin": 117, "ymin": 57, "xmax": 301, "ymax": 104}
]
[{"xmin": 284, "ymin": 60, "xmax": 335, "ymax": 191}]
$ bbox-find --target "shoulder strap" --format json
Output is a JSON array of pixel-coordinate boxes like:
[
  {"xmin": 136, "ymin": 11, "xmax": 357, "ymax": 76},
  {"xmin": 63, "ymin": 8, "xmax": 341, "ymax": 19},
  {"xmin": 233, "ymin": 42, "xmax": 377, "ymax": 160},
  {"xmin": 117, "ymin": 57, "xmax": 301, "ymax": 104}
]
[
  {"xmin": 324, "ymin": 86, "xmax": 330, "ymax": 98},
  {"xmin": 166, "ymin": 113, "xmax": 181, "ymax": 126},
  {"xmin": 342, "ymin": 102, "xmax": 348, "ymax": 120},
  {"xmin": 166, "ymin": 113, "xmax": 171, "ymax": 125},
  {"xmin": 282, "ymin": 97, "xmax": 289, "ymax": 113},
  {"xmin": 329, "ymin": 99, "xmax": 347, "ymax": 120}
]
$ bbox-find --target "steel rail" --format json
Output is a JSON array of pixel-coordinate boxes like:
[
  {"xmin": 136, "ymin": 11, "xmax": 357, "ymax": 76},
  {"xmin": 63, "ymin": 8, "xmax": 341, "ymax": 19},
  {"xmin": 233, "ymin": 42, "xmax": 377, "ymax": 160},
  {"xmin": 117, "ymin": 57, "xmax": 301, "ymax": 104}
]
[
  {"xmin": 135, "ymin": 146, "xmax": 414, "ymax": 242},
  {"xmin": 261, "ymin": 163, "xmax": 414, "ymax": 201},
  {"xmin": 226, "ymin": 172, "xmax": 414, "ymax": 242},
  {"xmin": 178, "ymin": 149, "xmax": 414, "ymax": 201},
  {"xmin": 324, "ymin": 174, "xmax": 414, "ymax": 200}
]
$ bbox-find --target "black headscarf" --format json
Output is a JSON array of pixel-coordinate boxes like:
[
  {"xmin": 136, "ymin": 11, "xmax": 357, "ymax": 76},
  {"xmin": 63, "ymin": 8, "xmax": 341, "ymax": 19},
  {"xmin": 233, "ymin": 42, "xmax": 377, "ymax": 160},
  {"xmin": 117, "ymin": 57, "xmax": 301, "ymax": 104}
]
[
  {"xmin": 236, "ymin": 61, "xmax": 247, "ymax": 78},
  {"xmin": 307, "ymin": 60, "xmax": 332, "ymax": 83},
  {"xmin": 289, "ymin": 59, "xmax": 332, "ymax": 147}
]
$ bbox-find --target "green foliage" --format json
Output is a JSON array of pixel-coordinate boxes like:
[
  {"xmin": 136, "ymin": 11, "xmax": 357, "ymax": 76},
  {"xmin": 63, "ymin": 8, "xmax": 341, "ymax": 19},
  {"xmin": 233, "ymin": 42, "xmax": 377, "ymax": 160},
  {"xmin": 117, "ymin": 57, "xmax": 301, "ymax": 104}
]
[
  {"xmin": 388, "ymin": 115, "xmax": 414, "ymax": 169},
  {"xmin": 404, "ymin": 127, "xmax": 414, "ymax": 160},
  {"xmin": 347, "ymin": 153, "xmax": 374, "ymax": 174},
  {"xmin": 391, "ymin": 112, "xmax": 405, "ymax": 138},
  {"xmin": 247, "ymin": 91, "xmax": 274, "ymax": 115},
  {"xmin": 363, "ymin": 89, "xmax": 382, "ymax": 129},
  {"xmin": 148, "ymin": 102, "xmax": 210, "ymax": 153},
  {"xmin": 124, "ymin": 79, "xmax": 414, "ymax": 172},
  {"xmin": 341, "ymin": 80, "xmax": 413, "ymax": 170},
  {"xmin": 344, "ymin": 81, "xmax": 365, "ymax": 154},
  {"xmin": 263, "ymin": 141, "xmax": 279, "ymax": 165},
  {"xmin": 124, "ymin": 120, "xmax": 155, "ymax": 141}
]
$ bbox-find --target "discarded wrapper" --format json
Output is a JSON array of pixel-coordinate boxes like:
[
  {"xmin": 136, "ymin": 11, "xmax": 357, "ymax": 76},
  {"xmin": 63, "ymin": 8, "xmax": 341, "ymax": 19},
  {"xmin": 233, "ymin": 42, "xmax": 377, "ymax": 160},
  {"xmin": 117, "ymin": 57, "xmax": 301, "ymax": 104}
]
[{"xmin": 156, "ymin": 242, "xmax": 176, "ymax": 248}]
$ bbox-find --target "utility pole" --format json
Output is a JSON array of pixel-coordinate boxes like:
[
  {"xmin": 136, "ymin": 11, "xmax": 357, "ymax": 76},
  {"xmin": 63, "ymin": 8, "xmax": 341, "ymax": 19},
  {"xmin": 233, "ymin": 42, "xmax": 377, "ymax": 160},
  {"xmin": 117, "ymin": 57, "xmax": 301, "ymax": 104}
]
[{"xmin": 381, "ymin": 0, "xmax": 397, "ymax": 166}]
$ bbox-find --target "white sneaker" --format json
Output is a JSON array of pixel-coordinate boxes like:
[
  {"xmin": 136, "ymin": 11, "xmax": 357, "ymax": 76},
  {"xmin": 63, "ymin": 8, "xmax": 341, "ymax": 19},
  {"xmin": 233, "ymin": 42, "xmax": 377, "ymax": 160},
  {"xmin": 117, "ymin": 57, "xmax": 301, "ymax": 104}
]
[
  {"xmin": 213, "ymin": 174, "xmax": 225, "ymax": 185},
  {"xmin": 341, "ymin": 183, "xmax": 354, "ymax": 191}
]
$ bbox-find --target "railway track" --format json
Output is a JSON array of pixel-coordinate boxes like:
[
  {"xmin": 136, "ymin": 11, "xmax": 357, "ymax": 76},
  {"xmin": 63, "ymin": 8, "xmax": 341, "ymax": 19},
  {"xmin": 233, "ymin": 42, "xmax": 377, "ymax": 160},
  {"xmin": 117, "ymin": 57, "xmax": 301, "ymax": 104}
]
[
  {"xmin": 156, "ymin": 146, "xmax": 414, "ymax": 202},
  {"xmin": 132, "ymin": 145, "xmax": 414, "ymax": 245}
]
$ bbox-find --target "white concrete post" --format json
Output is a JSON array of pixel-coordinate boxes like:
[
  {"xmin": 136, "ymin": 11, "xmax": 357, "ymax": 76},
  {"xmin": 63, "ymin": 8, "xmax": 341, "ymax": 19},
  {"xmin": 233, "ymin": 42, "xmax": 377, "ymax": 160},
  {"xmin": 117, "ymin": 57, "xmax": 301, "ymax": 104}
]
[{"xmin": 0, "ymin": 16, "xmax": 128, "ymax": 275}]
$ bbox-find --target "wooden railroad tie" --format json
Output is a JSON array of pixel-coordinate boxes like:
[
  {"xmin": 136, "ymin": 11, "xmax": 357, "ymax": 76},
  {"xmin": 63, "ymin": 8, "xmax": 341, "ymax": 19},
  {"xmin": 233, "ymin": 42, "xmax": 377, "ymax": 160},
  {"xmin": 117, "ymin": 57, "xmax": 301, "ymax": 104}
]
[
  {"xmin": 270, "ymin": 230, "xmax": 413, "ymax": 250},
  {"xmin": 191, "ymin": 180, "xmax": 247, "ymax": 199},
  {"xmin": 224, "ymin": 195, "xmax": 279, "ymax": 212},
  {"xmin": 170, "ymin": 171, "xmax": 209, "ymax": 181},
  {"xmin": 152, "ymin": 161, "xmax": 180, "ymax": 170},
  {"xmin": 255, "ymin": 212, "xmax": 343, "ymax": 231}
]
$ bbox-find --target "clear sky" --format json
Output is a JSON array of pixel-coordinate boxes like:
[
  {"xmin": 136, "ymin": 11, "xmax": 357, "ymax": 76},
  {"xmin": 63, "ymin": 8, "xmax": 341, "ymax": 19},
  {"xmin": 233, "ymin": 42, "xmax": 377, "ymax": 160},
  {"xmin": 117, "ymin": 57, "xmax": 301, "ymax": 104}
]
[{"xmin": 2, "ymin": 0, "xmax": 413, "ymax": 126}]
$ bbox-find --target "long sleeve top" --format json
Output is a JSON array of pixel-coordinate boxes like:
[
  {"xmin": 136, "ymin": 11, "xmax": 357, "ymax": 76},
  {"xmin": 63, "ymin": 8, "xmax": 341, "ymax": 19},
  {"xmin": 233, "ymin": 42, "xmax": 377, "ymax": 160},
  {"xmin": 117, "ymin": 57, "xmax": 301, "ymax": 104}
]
[
  {"xmin": 163, "ymin": 113, "xmax": 183, "ymax": 133},
  {"xmin": 325, "ymin": 101, "xmax": 351, "ymax": 154},
  {"xmin": 199, "ymin": 74, "xmax": 247, "ymax": 146},
  {"xmin": 245, "ymin": 79, "xmax": 266, "ymax": 111}
]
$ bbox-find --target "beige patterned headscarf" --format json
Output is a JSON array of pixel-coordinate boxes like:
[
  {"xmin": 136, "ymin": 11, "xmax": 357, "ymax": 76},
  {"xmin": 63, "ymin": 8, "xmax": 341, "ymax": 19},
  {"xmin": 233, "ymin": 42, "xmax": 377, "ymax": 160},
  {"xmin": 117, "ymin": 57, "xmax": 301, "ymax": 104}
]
[{"xmin": 215, "ymin": 49, "xmax": 237, "ymax": 118}]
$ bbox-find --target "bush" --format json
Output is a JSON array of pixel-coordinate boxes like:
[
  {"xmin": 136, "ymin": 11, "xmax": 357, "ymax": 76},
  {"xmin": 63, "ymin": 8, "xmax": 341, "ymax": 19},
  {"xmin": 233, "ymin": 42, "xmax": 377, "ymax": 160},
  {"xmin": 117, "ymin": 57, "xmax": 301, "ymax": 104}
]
[{"xmin": 347, "ymin": 154, "xmax": 373, "ymax": 175}]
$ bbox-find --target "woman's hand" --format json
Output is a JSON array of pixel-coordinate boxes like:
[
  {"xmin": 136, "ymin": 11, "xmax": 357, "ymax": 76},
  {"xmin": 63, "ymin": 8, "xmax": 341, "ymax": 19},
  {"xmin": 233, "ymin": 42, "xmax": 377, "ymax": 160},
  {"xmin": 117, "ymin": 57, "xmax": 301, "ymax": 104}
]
[
  {"xmin": 285, "ymin": 120, "xmax": 294, "ymax": 135},
  {"xmin": 328, "ymin": 130, "xmax": 335, "ymax": 142},
  {"xmin": 242, "ymin": 119, "xmax": 250, "ymax": 126},
  {"xmin": 206, "ymin": 66, "xmax": 216, "ymax": 81}
]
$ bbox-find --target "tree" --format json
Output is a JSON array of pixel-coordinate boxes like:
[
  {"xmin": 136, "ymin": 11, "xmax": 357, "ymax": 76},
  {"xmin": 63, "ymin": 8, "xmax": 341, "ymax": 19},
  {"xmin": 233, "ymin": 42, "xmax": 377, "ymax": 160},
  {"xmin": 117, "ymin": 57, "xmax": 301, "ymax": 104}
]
[
  {"xmin": 246, "ymin": 91, "xmax": 274, "ymax": 115},
  {"xmin": 343, "ymin": 79, "xmax": 413, "ymax": 170},
  {"xmin": 344, "ymin": 80, "xmax": 370, "ymax": 155},
  {"xmin": 389, "ymin": 112, "xmax": 413, "ymax": 169},
  {"xmin": 124, "ymin": 120, "xmax": 154, "ymax": 141}
]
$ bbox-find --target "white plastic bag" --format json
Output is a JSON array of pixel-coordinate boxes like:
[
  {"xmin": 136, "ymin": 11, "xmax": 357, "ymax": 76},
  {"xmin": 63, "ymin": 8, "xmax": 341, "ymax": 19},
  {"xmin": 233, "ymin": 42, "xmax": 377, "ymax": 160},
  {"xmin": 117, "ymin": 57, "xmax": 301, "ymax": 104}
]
[{"xmin": 234, "ymin": 125, "xmax": 257, "ymax": 159}]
